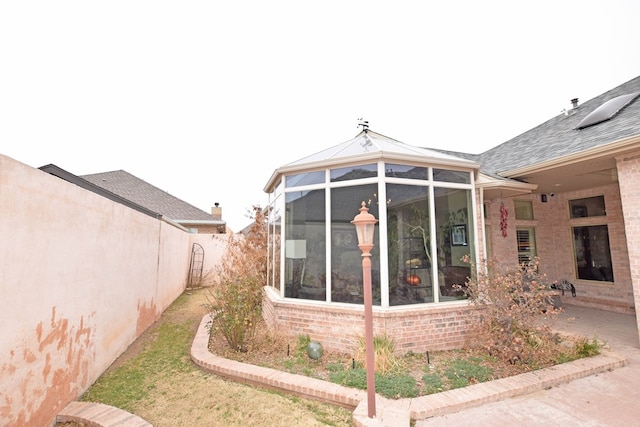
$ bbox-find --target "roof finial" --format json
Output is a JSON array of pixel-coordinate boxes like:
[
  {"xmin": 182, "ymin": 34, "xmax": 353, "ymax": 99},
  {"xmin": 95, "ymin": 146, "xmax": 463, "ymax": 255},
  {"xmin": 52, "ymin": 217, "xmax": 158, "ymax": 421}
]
[{"xmin": 357, "ymin": 118, "xmax": 369, "ymax": 133}]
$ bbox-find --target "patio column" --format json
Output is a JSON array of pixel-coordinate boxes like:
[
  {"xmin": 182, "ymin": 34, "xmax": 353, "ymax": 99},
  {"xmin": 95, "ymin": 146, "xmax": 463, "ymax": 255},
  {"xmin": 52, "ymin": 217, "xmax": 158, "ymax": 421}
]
[{"xmin": 615, "ymin": 151, "xmax": 640, "ymax": 343}]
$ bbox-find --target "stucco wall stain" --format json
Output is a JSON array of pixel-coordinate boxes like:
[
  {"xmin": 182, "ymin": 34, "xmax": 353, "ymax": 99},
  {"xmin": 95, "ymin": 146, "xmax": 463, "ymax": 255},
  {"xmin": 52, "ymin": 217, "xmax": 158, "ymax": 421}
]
[
  {"xmin": 136, "ymin": 298, "xmax": 158, "ymax": 337},
  {"xmin": 2, "ymin": 307, "xmax": 97, "ymax": 427},
  {"xmin": 0, "ymin": 350, "xmax": 18, "ymax": 422},
  {"xmin": 1, "ymin": 358, "xmax": 17, "ymax": 375},
  {"xmin": 38, "ymin": 307, "xmax": 69, "ymax": 352},
  {"xmin": 22, "ymin": 349, "xmax": 36, "ymax": 364},
  {"xmin": 42, "ymin": 353, "xmax": 52, "ymax": 382},
  {"xmin": 0, "ymin": 395, "xmax": 14, "ymax": 422},
  {"xmin": 75, "ymin": 316, "xmax": 92, "ymax": 348}
]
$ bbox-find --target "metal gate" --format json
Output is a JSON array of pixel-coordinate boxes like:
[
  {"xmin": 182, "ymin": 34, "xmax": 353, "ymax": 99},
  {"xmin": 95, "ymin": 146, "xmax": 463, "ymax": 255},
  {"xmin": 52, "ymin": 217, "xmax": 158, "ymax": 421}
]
[{"xmin": 188, "ymin": 243, "xmax": 205, "ymax": 288}]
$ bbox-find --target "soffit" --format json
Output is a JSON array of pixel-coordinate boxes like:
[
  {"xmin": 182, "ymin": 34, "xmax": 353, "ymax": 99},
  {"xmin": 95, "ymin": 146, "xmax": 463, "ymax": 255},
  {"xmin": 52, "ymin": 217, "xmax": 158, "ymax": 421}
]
[
  {"xmin": 503, "ymin": 135, "xmax": 640, "ymax": 194},
  {"xmin": 476, "ymin": 173, "xmax": 538, "ymax": 200}
]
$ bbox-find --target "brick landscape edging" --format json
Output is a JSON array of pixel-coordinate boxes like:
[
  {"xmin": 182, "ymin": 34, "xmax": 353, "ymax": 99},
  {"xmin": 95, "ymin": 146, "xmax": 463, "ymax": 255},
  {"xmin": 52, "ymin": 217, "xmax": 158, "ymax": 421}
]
[
  {"xmin": 190, "ymin": 315, "xmax": 366, "ymax": 409},
  {"xmin": 190, "ymin": 314, "xmax": 628, "ymax": 421},
  {"xmin": 56, "ymin": 401, "xmax": 152, "ymax": 426}
]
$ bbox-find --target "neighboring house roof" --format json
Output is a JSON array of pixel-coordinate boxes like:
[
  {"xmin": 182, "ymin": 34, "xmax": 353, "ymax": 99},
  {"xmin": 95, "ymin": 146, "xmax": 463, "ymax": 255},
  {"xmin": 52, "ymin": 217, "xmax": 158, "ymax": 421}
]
[
  {"xmin": 81, "ymin": 170, "xmax": 223, "ymax": 225},
  {"xmin": 39, "ymin": 164, "xmax": 161, "ymax": 219}
]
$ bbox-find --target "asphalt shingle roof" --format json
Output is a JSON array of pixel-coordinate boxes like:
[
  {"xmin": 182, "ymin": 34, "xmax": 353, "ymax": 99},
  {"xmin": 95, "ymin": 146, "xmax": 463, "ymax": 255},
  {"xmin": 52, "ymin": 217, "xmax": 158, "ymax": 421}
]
[
  {"xmin": 476, "ymin": 75, "xmax": 640, "ymax": 177},
  {"xmin": 81, "ymin": 170, "xmax": 218, "ymax": 222}
]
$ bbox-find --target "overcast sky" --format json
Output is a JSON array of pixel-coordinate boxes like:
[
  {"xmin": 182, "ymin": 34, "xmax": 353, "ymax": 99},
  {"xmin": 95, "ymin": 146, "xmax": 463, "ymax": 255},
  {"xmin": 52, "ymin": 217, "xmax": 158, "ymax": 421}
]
[{"xmin": 2, "ymin": 1, "xmax": 640, "ymax": 231}]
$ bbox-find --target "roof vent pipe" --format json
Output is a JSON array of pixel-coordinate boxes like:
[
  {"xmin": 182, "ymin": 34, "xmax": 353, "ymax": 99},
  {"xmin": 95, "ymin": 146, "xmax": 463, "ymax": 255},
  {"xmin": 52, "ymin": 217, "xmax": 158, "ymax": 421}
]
[{"xmin": 571, "ymin": 98, "xmax": 579, "ymax": 109}]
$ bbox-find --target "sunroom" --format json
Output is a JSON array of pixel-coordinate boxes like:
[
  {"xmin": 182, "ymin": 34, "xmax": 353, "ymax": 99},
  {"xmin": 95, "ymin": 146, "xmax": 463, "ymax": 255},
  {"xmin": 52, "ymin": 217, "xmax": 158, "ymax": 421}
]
[{"xmin": 262, "ymin": 129, "xmax": 482, "ymax": 353}]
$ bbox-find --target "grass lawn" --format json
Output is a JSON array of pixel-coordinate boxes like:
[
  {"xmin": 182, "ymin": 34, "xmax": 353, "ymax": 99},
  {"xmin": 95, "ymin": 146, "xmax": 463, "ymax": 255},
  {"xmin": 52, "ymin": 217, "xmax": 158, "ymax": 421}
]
[
  {"xmin": 61, "ymin": 286, "xmax": 599, "ymax": 426},
  {"xmin": 63, "ymin": 288, "xmax": 352, "ymax": 427}
]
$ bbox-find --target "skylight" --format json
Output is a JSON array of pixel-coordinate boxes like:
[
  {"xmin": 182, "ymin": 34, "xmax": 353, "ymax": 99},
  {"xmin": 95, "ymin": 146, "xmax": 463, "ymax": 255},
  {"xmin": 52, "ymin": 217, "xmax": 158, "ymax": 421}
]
[{"xmin": 575, "ymin": 92, "xmax": 640, "ymax": 129}]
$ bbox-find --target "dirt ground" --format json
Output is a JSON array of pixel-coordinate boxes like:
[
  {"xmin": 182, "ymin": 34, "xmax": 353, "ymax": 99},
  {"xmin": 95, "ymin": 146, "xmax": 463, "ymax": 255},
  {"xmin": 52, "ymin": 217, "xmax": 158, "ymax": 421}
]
[
  {"xmin": 208, "ymin": 307, "xmax": 529, "ymax": 398},
  {"xmin": 59, "ymin": 287, "xmax": 579, "ymax": 426},
  {"xmin": 58, "ymin": 287, "xmax": 352, "ymax": 427}
]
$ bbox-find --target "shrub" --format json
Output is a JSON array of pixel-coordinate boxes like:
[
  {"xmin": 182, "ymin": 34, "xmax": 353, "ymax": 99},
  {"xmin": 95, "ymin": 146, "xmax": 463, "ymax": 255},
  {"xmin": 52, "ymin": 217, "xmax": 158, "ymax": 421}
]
[
  {"xmin": 354, "ymin": 334, "xmax": 398, "ymax": 374},
  {"xmin": 444, "ymin": 357, "xmax": 494, "ymax": 389},
  {"xmin": 328, "ymin": 369, "xmax": 418, "ymax": 399},
  {"xmin": 375, "ymin": 373, "xmax": 419, "ymax": 398},
  {"xmin": 462, "ymin": 256, "xmax": 563, "ymax": 365},
  {"xmin": 296, "ymin": 334, "xmax": 311, "ymax": 355},
  {"xmin": 207, "ymin": 206, "xmax": 268, "ymax": 352},
  {"xmin": 326, "ymin": 362, "xmax": 344, "ymax": 372},
  {"xmin": 293, "ymin": 334, "xmax": 313, "ymax": 363},
  {"xmin": 422, "ymin": 372, "xmax": 444, "ymax": 394},
  {"xmin": 573, "ymin": 336, "xmax": 601, "ymax": 358},
  {"xmin": 329, "ymin": 369, "xmax": 367, "ymax": 390}
]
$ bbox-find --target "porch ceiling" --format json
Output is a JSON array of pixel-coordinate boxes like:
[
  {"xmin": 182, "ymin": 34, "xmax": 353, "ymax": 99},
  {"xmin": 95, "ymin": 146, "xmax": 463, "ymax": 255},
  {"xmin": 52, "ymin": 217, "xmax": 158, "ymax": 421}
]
[
  {"xmin": 514, "ymin": 156, "xmax": 618, "ymax": 195},
  {"xmin": 478, "ymin": 147, "xmax": 631, "ymax": 201},
  {"xmin": 497, "ymin": 136, "xmax": 640, "ymax": 196}
]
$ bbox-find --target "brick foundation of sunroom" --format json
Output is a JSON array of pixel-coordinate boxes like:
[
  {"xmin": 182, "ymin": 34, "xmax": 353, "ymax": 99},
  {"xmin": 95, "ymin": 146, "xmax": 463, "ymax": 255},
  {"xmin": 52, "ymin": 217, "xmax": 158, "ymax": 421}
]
[{"xmin": 262, "ymin": 287, "xmax": 481, "ymax": 355}]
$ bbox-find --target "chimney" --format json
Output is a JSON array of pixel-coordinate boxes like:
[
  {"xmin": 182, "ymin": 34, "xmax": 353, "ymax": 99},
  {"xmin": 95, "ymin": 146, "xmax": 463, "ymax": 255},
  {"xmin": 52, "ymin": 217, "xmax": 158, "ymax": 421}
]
[
  {"xmin": 211, "ymin": 202, "xmax": 222, "ymax": 220},
  {"xmin": 571, "ymin": 98, "xmax": 579, "ymax": 109}
]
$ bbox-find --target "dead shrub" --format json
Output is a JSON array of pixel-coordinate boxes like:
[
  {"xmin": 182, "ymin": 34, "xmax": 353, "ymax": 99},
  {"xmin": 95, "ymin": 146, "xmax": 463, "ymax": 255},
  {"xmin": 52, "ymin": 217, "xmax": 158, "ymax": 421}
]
[
  {"xmin": 207, "ymin": 206, "xmax": 267, "ymax": 352},
  {"xmin": 354, "ymin": 334, "xmax": 399, "ymax": 374},
  {"xmin": 461, "ymin": 256, "xmax": 563, "ymax": 366}
]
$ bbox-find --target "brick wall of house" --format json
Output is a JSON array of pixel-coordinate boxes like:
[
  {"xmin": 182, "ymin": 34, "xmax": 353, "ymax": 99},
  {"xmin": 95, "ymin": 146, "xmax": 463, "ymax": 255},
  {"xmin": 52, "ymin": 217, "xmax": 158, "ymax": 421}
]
[
  {"xmin": 263, "ymin": 287, "xmax": 480, "ymax": 354},
  {"xmin": 186, "ymin": 224, "xmax": 225, "ymax": 234},
  {"xmin": 483, "ymin": 198, "xmax": 518, "ymax": 268},
  {"xmin": 484, "ymin": 182, "xmax": 634, "ymax": 313},
  {"xmin": 616, "ymin": 151, "xmax": 640, "ymax": 327}
]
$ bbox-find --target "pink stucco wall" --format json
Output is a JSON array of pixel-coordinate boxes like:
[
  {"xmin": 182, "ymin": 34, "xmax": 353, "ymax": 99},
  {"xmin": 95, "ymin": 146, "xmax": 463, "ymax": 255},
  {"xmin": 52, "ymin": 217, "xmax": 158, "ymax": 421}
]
[
  {"xmin": 189, "ymin": 233, "xmax": 230, "ymax": 285},
  {"xmin": 0, "ymin": 155, "xmax": 226, "ymax": 426}
]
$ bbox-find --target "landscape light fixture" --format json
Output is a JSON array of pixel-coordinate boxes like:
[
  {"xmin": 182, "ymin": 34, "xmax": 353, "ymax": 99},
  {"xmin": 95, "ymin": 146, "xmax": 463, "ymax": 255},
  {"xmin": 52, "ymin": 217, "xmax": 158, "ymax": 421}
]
[{"xmin": 351, "ymin": 201, "xmax": 378, "ymax": 418}]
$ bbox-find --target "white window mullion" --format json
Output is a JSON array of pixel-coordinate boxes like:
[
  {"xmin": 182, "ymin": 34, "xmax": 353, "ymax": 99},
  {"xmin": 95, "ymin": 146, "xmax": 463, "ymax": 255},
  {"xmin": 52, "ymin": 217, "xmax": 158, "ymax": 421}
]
[
  {"xmin": 428, "ymin": 168, "xmax": 439, "ymax": 303},
  {"xmin": 325, "ymin": 169, "xmax": 332, "ymax": 302},
  {"xmin": 377, "ymin": 161, "xmax": 389, "ymax": 308}
]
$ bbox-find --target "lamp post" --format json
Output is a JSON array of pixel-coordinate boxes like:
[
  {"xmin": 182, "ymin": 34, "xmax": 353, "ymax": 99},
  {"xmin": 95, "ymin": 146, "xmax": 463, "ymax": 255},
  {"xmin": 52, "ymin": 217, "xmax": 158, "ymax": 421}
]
[{"xmin": 351, "ymin": 201, "xmax": 378, "ymax": 418}]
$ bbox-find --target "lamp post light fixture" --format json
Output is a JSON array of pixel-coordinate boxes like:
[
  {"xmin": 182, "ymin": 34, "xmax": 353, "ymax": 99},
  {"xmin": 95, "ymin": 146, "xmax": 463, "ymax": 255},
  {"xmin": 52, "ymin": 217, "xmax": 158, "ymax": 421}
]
[{"xmin": 351, "ymin": 201, "xmax": 378, "ymax": 418}]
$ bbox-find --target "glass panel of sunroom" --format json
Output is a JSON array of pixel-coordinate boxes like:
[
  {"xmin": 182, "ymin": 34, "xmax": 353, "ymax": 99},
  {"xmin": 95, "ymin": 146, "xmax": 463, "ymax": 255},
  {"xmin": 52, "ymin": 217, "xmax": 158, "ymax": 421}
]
[
  {"xmin": 433, "ymin": 169, "xmax": 471, "ymax": 184},
  {"xmin": 386, "ymin": 183, "xmax": 432, "ymax": 306},
  {"xmin": 330, "ymin": 164, "xmax": 377, "ymax": 182},
  {"xmin": 330, "ymin": 184, "xmax": 380, "ymax": 304},
  {"xmin": 285, "ymin": 170, "xmax": 325, "ymax": 187},
  {"xmin": 385, "ymin": 163, "xmax": 429, "ymax": 180},
  {"xmin": 284, "ymin": 189, "xmax": 326, "ymax": 300},
  {"xmin": 267, "ymin": 196, "xmax": 282, "ymax": 290},
  {"xmin": 435, "ymin": 187, "xmax": 473, "ymax": 300}
]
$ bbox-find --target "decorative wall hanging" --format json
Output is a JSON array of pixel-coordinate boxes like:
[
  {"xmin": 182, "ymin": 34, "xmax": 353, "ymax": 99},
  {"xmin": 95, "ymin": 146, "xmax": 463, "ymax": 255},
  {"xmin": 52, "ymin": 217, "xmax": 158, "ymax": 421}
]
[{"xmin": 500, "ymin": 202, "xmax": 508, "ymax": 238}]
